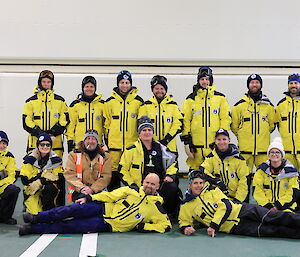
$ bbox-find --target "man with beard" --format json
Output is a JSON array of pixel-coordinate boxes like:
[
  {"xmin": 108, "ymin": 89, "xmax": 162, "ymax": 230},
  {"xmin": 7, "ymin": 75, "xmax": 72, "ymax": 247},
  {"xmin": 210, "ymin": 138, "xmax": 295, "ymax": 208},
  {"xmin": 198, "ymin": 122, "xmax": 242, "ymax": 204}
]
[
  {"xmin": 275, "ymin": 74, "xmax": 300, "ymax": 169},
  {"xmin": 231, "ymin": 74, "xmax": 275, "ymax": 175},
  {"xmin": 19, "ymin": 173, "xmax": 171, "ymax": 235},
  {"xmin": 64, "ymin": 130, "xmax": 112, "ymax": 202}
]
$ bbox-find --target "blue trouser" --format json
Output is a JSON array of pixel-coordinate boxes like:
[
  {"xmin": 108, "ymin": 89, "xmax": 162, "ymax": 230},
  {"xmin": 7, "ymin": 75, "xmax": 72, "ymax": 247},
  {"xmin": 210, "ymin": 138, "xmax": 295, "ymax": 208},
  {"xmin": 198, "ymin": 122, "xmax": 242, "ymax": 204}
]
[{"xmin": 32, "ymin": 202, "xmax": 110, "ymax": 234}]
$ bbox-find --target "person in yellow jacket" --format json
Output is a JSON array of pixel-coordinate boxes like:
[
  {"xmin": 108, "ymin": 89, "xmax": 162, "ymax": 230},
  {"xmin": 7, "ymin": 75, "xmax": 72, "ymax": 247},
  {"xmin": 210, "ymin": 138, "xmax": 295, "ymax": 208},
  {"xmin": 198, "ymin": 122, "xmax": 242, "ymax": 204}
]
[
  {"xmin": 200, "ymin": 129, "xmax": 250, "ymax": 203},
  {"xmin": 0, "ymin": 131, "xmax": 20, "ymax": 225},
  {"xmin": 138, "ymin": 75, "xmax": 183, "ymax": 154},
  {"xmin": 64, "ymin": 130, "xmax": 112, "ymax": 202},
  {"xmin": 19, "ymin": 173, "xmax": 171, "ymax": 235},
  {"xmin": 20, "ymin": 133, "xmax": 64, "ymax": 214},
  {"xmin": 119, "ymin": 116, "xmax": 181, "ymax": 216},
  {"xmin": 66, "ymin": 76, "xmax": 105, "ymax": 153},
  {"xmin": 22, "ymin": 70, "xmax": 69, "ymax": 158},
  {"xmin": 253, "ymin": 138, "xmax": 299, "ymax": 212},
  {"xmin": 275, "ymin": 73, "xmax": 300, "ymax": 169},
  {"xmin": 181, "ymin": 66, "xmax": 231, "ymax": 169},
  {"xmin": 231, "ymin": 74, "xmax": 275, "ymax": 174},
  {"xmin": 104, "ymin": 70, "xmax": 143, "ymax": 190},
  {"xmin": 179, "ymin": 169, "xmax": 300, "ymax": 238}
]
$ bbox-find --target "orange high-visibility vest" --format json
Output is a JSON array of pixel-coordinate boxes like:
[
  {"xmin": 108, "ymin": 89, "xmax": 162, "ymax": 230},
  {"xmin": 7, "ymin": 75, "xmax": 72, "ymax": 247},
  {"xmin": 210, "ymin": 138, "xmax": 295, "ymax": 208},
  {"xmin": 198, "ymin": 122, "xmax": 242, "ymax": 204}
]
[{"xmin": 67, "ymin": 153, "xmax": 104, "ymax": 202}]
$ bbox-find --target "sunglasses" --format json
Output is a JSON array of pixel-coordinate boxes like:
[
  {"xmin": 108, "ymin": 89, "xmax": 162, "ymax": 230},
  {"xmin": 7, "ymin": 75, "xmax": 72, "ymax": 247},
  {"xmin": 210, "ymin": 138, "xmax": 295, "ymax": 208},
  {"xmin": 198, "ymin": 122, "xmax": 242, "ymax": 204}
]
[{"xmin": 39, "ymin": 143, "xmax": 51, "ymax": 147}]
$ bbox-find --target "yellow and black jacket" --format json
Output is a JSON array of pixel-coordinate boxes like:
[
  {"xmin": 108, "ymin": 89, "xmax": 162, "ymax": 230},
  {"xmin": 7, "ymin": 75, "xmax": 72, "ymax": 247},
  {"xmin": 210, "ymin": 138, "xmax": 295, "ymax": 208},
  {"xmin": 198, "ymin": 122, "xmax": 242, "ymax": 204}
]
[
  {"xmin": 22, "ymin": 86, "xmax": 69, "ymax": 155},
  {"xmin": 179, "ymin": 184, "xmax": 242, "ymax": 233},
  {"xmin": 275, "ymin": 92, "xmax": 300, "ymax": 154},
  {"xmin": 104, "ymin": 87, "xmax": 143, "ymax": 151},
  {"xmin": 253, "ymin": 159, "xmax": 299, "ymax": 211},
  {"xmin": 138, "ymin": 94, "xmax": 183, "ymax": 152},
  {"xmin": 0, "ymin": 150, "xmax": 17, "ymax": 194},
  {"xmin": 119, "ymin": 139, "xmax": 177, "ymax": 187},
  {"xmin": 91, "ymin": 186, "xmax": 171, "ymax": 233},
  {"xmin": 181, "ymin": 85, "xmax": 231, "ymax": 149},
  {"xmin": 20, "ymin": 149, "xmax": 63, "ymax": 214},
  {"xmin": 231, "ymin": 94, "xmax": 275, "ymax": 155},
  {"xmin": 201, "ymin": 145, "xmax": 250, "ymax": 202},
  {"xmin": 66, "ymin": 94, "xmax": 105, "ymax": 144}
]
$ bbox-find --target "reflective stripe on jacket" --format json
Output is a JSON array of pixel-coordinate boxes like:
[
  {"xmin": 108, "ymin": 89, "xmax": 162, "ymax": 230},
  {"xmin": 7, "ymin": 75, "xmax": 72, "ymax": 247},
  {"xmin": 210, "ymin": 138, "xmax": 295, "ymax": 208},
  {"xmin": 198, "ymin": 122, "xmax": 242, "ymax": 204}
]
[
  {"xmin": 231, "ymin": 94, "xmax": 275, "ymax": 154},
  {"xmin": 181, "ymin": 85, "xmax": 231, "ymax": 148}
]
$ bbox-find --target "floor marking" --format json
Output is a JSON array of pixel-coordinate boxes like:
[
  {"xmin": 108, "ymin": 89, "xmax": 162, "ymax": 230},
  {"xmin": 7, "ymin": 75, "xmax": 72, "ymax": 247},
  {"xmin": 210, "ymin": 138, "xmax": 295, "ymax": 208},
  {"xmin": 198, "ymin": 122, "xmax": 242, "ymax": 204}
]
[
  {"xmin": 79, "ymin": 233, "xmax": 98, "ymax": 257},
  {"xmin": 19, "ymin": 234, "xmax": 58, "ymax": 257}
]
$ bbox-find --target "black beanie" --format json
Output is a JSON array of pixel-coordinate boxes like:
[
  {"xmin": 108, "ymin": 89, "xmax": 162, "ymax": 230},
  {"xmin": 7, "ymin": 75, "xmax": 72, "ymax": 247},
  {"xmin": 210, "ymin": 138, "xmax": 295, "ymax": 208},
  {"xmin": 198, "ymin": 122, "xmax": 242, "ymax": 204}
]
[
  {"xmin": 150, "ymin": 75, "xmax": 168, "ymax": 92},
  {"xmin": 117, "ymin": 70, "xmax": 132, "ymax": 86},
  {"xmin": 247, "ymin": 74, "xmax": 263, "ymax": 88},
  {"xmin": 197, "ymin": 66, "xmax": 213, "ymax": 85},
  {"xmin": 82, "ymin": 76, "xmax": 97, "ymax": 91}
]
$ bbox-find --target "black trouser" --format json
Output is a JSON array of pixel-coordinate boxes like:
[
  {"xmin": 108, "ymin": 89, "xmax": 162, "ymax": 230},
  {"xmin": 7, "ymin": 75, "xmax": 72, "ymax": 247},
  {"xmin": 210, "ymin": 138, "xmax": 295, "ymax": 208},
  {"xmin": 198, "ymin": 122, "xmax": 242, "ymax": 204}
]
[
  {"xmin": 56, "ymin": 173, "xmax": 66, "ymax": 206},
  {"xmin": 107, "ymin": 171, "xmax": 121, "ymax": 192},
  {"xmin": 0, "ymin": 184, "xmax": 20, "ymax": 221},
  {"xmin": 231, "ymin": 203, "xmax": 300, "ymax": 238},
  {"xmin": 40, "ymin": 183, "xmax": 60, "ymax": 211},
  {"xmin": 159, "ymin": 181, "xmax": 182, "ymax": 215}
]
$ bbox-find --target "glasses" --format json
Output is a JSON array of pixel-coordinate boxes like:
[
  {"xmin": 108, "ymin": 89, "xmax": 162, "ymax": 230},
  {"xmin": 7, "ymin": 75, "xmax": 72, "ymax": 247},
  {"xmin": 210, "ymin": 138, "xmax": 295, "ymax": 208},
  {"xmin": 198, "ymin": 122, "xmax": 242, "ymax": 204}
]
[
  {"xmin": 269, "ymin": 151, "xmax": 281, "ymax": 155},
  {"xmin": 39, "ymin": 143, "xmax": 51, "ymax": 147}
]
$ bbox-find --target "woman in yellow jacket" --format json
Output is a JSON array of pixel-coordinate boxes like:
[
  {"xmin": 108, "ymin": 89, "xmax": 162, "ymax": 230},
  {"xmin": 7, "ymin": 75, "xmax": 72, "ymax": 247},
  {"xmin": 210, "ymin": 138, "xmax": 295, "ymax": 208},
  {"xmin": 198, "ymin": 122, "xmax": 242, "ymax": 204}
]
[
  {"xmin": 104, "ymin": 70, "xmax": 143, "ymax": 190},
  {"xmin": 22, "ymin": 70, "xmax": 69, "ymax": 158},
  {"xmin": 20, "ymin": 133, "xmax": 64, "ymax": 214},
  {"xmin": 0, "ymin": 131, "xmax": 20, "ymax": 224},
  {"xmin": 66, "ymin": 76, "xmax": 105, "ymax": 152},
  {"xmin": 200, "ymin": 129, "xmax": 250, "ymax": 203},
  {"xmin": 181, "ymin": 66, "xmax": 231, "ymax": 169},
  {"xmin": 138, "ymin": 75, "xmax": 183, "ymax": 154},
  {"xmin": 253, "ymin": 138, "xmax": 299, "ymax": 212}
]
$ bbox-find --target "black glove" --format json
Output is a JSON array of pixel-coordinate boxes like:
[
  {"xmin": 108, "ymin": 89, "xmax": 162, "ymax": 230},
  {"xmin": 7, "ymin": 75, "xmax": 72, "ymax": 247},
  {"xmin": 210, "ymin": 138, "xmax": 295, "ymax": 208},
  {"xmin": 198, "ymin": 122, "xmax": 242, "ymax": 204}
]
[
  {"xmin": 32, "ymin": 125, "xmax": 43, "ymax": 137},
  {"xmin": 159, "ymin": 134, "xmax": 173, "ymax": 146},
  {"xmin": 67, "ymin": 140, "xmax": 75, "ymax": 153},
  {"xmin": 216, "ymin": 180, "xmax": 228, "ymax": 192},
  {"xmin": 0, "ymin": 170, "xmax": 8, "ymax": 180},
  {"xmin": 181, "ymin": 135, "xmax": 197, "ymax": 153},
  {"xmin": 47, "ymin": 123, "xmax": 65, "ymax": 136}
]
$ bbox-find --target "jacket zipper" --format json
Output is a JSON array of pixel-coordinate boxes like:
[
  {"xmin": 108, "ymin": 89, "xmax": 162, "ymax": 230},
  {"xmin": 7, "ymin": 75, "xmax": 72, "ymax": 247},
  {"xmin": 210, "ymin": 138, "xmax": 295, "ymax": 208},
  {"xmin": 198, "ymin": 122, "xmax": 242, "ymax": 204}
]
[
  {"xmin": 253, "ymin": 103, "xmax": 257, "ymax": 155},
  {"xmin": 205, "ymin": 90, "xmax": 208, "ymax": 148},
  {"xmin": 291, "ymin": 100, "xmax": 296, "ymax": 154}
]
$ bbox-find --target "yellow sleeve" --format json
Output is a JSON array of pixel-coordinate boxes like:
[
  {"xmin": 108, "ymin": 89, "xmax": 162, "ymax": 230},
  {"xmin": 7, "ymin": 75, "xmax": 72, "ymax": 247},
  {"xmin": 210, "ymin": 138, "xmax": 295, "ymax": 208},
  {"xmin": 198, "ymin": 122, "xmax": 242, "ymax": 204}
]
[
  {"xmin": 137, "ymin": 104, "xmax": 148, "ymax": 119},
  {"xmin": 219, "ymin": 96, "xmax": 231, "ymax": 130},
  {"xmin": 178, "ymin": 202, "xmax": 195, "ymax": 229},
  {"xmin": 23, "ymin": 101, "xmax": 36, "ymax": 130},
  {"xmin": 58, "ymin": 100, "xmax": 69, "ymax": 127},
  {"xmin": 91, "ymin": 186, "xmax": 131, "ymax": 202},
  {"xmin": 119, "ymin": 149, "xmax": 135, "ymax": 186},
  {"xmin": 230, "ymin": 104, "xmax": 241, "ymax": 136},
  {"xmin": 276, "ymin": 176, "xmax": 299, "ymax": 209},
  {"xmin": 253, "ymin": 170, "xmax": 270, "ymax": 207},
  {"xmin": 201, "ymin": 157, "xmax": 215, "ymax": 176},
  {"xmin": 166, "ymin": 161, "xmax": 178, "ymax": 176},
  {"xmin": 166, "ymin": 106, "xmax": 183, "ymax": 138},
  {"xmin": 268, "ymin": 105, "xmax": 276, "ymax": 133},
  {"xmin": 65, "ymin": 104, "xmax": 78, "ymax": 140},
  {"xmin": 0, "ymin": 155, "xmax": 17, "ymax": 187},
  {"xmin": 181, "ymin": 99, "xmax": 193, "ymax": 136}
]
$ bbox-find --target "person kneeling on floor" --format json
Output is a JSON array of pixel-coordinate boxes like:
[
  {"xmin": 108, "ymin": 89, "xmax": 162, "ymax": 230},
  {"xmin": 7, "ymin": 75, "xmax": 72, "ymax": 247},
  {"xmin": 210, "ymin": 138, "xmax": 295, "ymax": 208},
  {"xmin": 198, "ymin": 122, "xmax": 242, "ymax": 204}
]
[{"xmin": 19, "ymin": 173, "xmax": 171, "ymax": 235}]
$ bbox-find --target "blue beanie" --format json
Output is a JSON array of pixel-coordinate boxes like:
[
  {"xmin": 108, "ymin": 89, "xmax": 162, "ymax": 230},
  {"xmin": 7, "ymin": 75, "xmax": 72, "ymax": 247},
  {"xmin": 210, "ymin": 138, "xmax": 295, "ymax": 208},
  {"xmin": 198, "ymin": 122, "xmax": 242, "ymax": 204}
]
[
  {"xmin": 0, "ymin": 131, "xmax": 9, "ymax": 145},
  {"xmin": 117, "ymin": 70, "xmax": 132, "ymax": 86},
  {"xmin": 36, "ymin": 133, "xmax": 52, "ymax": 147}
]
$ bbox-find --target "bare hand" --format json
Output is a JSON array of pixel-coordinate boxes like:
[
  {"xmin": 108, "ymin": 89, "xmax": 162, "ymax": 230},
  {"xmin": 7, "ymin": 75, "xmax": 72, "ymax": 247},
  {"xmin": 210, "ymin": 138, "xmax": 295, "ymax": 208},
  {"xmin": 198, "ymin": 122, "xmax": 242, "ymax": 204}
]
[
  {"xmin": 207, "ymin": 227, "xmax": 216, "ymax": 237},
  {"xmin": 76, "ymin": 198, "xmax": 87, "ymax": 204},
  {"xmin": 80, "ymin": 186, "xmax": 93, "ymax": 195},
  {"xmin": 184, "ymin": 226, "xmax": 196, "ymax": 235},
  {"xmin": 164, "ymin": 176, "xmax": 174, "ymax": 183},
  {"xmin": 270, "ymin": 207, "xmax": 278, "ymax": 211}
]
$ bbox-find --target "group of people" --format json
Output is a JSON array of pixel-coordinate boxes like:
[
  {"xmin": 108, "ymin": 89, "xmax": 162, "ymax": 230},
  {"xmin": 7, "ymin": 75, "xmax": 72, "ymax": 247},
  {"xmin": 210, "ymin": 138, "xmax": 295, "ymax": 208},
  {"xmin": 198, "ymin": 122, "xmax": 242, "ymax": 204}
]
[{"xmin": 1, "ymin": 66, "xmax": 300, "ymax": 239}]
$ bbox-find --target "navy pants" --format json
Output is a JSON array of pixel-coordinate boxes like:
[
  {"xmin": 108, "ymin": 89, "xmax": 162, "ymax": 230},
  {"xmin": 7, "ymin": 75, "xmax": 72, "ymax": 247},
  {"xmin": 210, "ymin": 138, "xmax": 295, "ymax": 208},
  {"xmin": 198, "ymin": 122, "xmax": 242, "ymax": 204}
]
[
  {"xmin": 0, "ymin": 184, "xmax": 20, "ymax": 221},
  {"xmin": 32, "ymin": 202, "xmax": 110, "ymax": 234}
]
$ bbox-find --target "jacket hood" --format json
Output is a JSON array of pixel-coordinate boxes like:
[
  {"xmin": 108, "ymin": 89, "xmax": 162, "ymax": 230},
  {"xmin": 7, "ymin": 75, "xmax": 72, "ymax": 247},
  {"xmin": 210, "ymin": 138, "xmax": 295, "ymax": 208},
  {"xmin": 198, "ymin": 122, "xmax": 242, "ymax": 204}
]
[
  {"xmin": 33, "ymin": 85, "xmax": 54, "ymax": 94},
  {"xmin": 243, "ymin": 93, "xmax": 272, "ymax": 105},
  {"xmin": 139, "ymin": 186, "xmax": 163, "ymax": 203},
  {"xmin": 77, "ymin": 93, "xmax": 102, "ymax": 102},
  {"xmin": 23, "ymin": 149, "xmax": 62, "ymax": 169},
  {"xmin": 148, "ymin": 94, "xmax": 174, "ymax": 105}
]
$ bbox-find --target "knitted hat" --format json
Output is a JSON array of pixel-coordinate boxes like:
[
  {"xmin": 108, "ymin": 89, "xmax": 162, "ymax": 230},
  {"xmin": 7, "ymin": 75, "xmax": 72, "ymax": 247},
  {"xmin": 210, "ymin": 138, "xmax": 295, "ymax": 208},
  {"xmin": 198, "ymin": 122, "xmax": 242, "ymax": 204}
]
[
  {"xmin": 36, "ymin": 133, "xmax": 52, "ymax": 147},
  {"xmin": 38, "ymin": 70, "xmax": 54, "ymax": 89},
  {"xmin": 197, "ymin": 66, "xmax": 213, "ymax": 86},
  {"xmin": 268, "ymin": 137, "xmax": 284, "ymax": 157},
  {"xmin": 0, "ymin": 131, "xmax": 9, "ymax": 145},
  {"xmin": 82, "ymin": 76, "xmax": 97, "ymax": 91},
  {"xmin": 150, "ymin": 75, "xmax": 168, "ymax": 92},
  {"xmin": 84, "ymin": 129, "xmax": 99, "ymax": 143},
  {"xmin": 215, "ymin": 129, "xmax": 230, "ymax": 138},
  {"xmin": 288, "ymin": 73, "xmax": 300, "ymax": 84},
  {"xmin": 247, "ymin": 74, "xmax": 263, "ymax": 88},
  {"xmin": 117, "ymin": 70, "xmax": 132, "ymax": 86},
  {"xmin": 137, "ymin": 115, "xmax": 154, "ymax": 134}
]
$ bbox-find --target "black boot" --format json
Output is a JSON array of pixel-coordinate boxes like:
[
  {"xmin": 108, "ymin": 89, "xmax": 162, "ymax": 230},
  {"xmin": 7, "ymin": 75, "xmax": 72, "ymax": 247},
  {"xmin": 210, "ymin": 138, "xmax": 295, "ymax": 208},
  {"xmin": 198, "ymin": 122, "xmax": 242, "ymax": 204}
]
[
  {"xmin": 3, "ymin": 218, "xmax": 17, "ymax": 225},
  {"xmin": 19, "ymin": 224, "xmax": 32, "ymax": 236},
  {"xmin": 23, "ymin": 212, "xmax": 38, "ymax": 224}
]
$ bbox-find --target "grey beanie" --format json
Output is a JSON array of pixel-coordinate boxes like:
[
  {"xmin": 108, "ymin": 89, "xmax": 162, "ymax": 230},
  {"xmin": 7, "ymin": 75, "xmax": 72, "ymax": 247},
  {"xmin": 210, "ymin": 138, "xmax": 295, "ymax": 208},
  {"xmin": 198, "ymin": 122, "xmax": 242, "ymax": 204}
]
[
  {"xmin": 137, "ymin": 115, "xmax": 154, "ymax": 134},
  {"xmin": 84, "ymin": 129, "xmax": 99, "ymax": 143}
]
